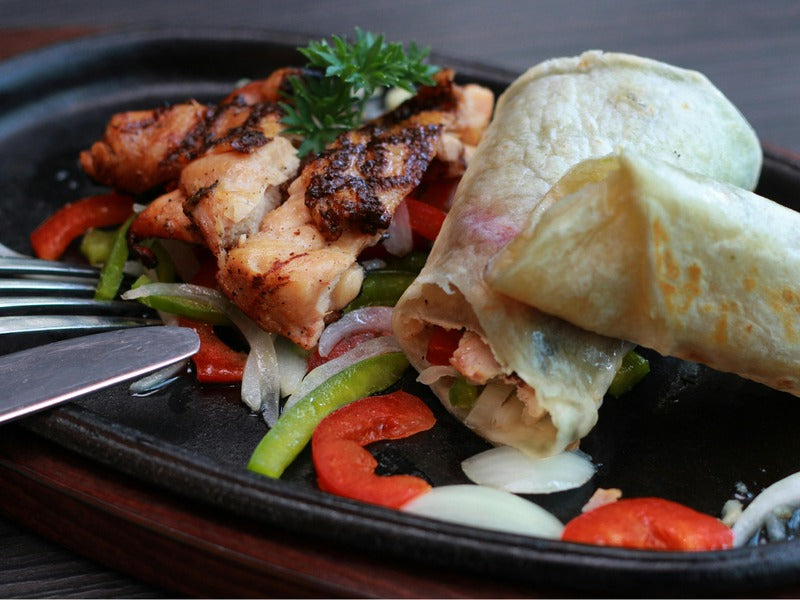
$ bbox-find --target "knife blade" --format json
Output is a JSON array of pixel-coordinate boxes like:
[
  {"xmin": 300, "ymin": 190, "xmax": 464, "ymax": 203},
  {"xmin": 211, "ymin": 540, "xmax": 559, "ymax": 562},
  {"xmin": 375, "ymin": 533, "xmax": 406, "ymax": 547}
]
[{"xmin": 0, "ymin": 326, "xmax": 200, "ymax": 424}]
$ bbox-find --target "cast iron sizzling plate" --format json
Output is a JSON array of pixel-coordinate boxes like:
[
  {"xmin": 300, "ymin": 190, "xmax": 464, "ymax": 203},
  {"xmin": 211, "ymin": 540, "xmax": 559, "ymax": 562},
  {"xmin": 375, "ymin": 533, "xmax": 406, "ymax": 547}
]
[{"xmin": 2, "ymin": 28, "xmax": 800, "ymax": 595}]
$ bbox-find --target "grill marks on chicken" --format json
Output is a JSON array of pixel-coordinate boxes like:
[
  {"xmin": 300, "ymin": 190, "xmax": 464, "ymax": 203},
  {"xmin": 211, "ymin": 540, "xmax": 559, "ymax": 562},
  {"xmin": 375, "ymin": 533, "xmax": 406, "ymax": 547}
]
[
  {"xmin": 303, "ymin": 69, "xmax": 494, "ymax": 242},
  {"xmin": 127, "ymin": 106, "xmax": 299, "ymax": 253},
  {"xmin": 217, "ymin": 111, "xmax": 449, "ymax": 347},
  {"xmin": 214, "ymin": 72, "xmax": 492, "ymax": 348},
  {"xmin": 82, "ymin": 67, "xmax": 494, "ymax": 349},
  {"xmin": 80, "ymin": 70, "xmax": 297, "ymax": 194},
  {"xmin": 304, "ymin": 119, "xmax": 442, "ymax": 241}
]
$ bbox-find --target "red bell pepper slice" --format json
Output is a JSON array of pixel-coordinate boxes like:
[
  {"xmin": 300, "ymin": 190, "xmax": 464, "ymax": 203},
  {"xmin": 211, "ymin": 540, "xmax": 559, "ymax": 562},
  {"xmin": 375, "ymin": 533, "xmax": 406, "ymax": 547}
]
[
  {"xmin": 175, "ymin": 258, "xmax": 247, "ymax": 383},
  {"xmin": 30, "ymin": 193, "xmax": 135, "ymax": 260},
  {"xmin": 312, "ymin": 390, "xmax": 436, "ymax": 508},
  {"xmin": 178, "ymin": 317, "xmax": 247, "ymax": 384},
  {"xmin": 561, "ymin": 497, "xmax": 734, "ymax": 551},
  {"xmin": 414, "ymin": 176, "xmax": 459, "ymax": 211},
  {"xmin": 405, "ymin": 197, "xmax": 447, "ymax": 242},
  {"xmin": 425, "ymin": 326, "xmax": 463, "ymax": 366}
]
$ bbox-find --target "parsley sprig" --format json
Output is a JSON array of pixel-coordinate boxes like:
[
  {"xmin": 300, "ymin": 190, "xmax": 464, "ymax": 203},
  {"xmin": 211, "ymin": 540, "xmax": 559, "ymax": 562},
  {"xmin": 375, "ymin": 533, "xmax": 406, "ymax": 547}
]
[{"xmin": 281, "ymin": 28, "xmax": 440, "ymax": 157}]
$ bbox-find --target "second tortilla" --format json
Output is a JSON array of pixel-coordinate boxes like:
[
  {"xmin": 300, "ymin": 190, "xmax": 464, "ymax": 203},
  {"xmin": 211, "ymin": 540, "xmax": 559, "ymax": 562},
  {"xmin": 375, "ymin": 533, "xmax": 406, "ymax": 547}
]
[{"xmin": 488, "ymin": 151, "xmax": 800, "ymax": 397}]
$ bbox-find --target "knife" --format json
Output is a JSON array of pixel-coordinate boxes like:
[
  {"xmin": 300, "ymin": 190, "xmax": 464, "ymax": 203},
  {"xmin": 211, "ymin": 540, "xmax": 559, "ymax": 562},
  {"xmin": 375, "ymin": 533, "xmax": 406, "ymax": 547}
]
[{"xmin": 0, "ymin": 326, "xmax": 200, "ymax": 424}]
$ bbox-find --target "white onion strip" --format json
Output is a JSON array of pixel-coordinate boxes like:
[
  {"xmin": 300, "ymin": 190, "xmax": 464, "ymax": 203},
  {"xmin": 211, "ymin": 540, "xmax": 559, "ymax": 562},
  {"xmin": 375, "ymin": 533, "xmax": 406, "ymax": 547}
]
[
  {"xmin": 416, "ymin": 365, "xmax": 459, "ymax": 385},
  {"xmin": 123, "ymin": 282, "xmax": 281, "ymax": 424},
  {"xmin": 461, "ymin": 446, "xmax": 596, "ymax": 494},
  {"xmin": 401, "ymin": 484, "xmax": 564, "ymax": 539},
  {"xmin": 128, "ymin": 358, "xmax": 189, "ymax": 395},
  {"xmin": 275, "ymin": 336, "xmax": 307, "ymax": 398},
  {"xmin": 122, "ymin": 282, "xmax": 225, "ymax": 306},
  {"xmin": 731, "ymin": 471, "xmax": 800, "ymax": 546},
  {"xmin": 283, "ymin": 335, "xmax": 402, "ymax": 412},
  {"xmin": 383, "ymin": 199, "xmax": 412, "ymax": 256},
  {"xmin": 317, "ymin": 306, "xmax": 395, "ymax": 357}
]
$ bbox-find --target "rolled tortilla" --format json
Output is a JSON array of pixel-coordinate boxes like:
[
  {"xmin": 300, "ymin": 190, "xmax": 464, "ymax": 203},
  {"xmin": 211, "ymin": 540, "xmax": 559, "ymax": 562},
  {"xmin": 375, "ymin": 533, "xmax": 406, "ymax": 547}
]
[
  {"xmin": 488, "ymin": 151, "xmax": 800, "ymax": 397},
  {"xmin": 392, "ymin": 50, "xmax": 762, "ymax": 456}
]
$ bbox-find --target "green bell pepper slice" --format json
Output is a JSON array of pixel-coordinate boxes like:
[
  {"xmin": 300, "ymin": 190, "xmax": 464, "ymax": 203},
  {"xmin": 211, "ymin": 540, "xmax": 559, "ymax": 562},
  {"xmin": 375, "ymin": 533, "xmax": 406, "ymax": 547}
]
[
  {"xmin": 94, "ymin": 215, "xmax": 134, "ymax": 301},
  {"xmin": 80, "ymin": 228, "xmax": 116, "ymax": 266},
  {"xmin": 129, "ymin": 275, "xmax": 232, "ymax": 325},
  {"xmin": 345, "ymin": 270, "xmax": 417, "ymax": 311},
  {"xmin": 607, "ymin": 350, "xmax": 650, "ymax": 398},
  {"xmin": 383, "ymin": 251, "xmax": 429, "ymax": 273},
  {"xmin": 449, "ymin": 376, "xmax": 480, "ymax": 410},
  {"xmin": 247, "ymin": 351, "xmax": 410, "ymax": 479}
]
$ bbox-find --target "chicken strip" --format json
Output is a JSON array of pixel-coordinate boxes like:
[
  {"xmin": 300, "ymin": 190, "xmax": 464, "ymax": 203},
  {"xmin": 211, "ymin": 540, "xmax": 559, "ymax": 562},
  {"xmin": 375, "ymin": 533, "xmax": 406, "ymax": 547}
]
[
  {"xmin": 182, "ymin": 133, "xmax": 300, "ymax": 252},
  {"xmin": 80, "ymin": 69, "xmax": 298, "ymax": 194},
  {"xmin": 217, "ymin": 72, "xmax": 494, "ymax": 348},
  {"xmin": 129, "ymin": 98, "xmax": 298, "ymax": 251}
]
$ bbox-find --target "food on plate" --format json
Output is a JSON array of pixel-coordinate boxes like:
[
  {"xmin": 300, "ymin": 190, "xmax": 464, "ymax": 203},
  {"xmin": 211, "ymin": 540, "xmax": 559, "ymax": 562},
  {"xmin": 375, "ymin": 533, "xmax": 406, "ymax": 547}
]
[
  {"xmin": 401, "ymin": 484, "xmax": 565, "ymax": 539},
  {"xmin": 311, "ymin": 391, "xmax": 435, "ymax": 508},
  {"xmin": 30, "ymin": 192, "xmax": 135, "ymax": 260},
  {"xmin": 561, "ymin": 497, "xmax": 734, "ymax": 551},
  {"xmin": 460, "ymin": 446, "xmax": 596, "ymax": 494},
  {"xmin": 392, "ymin": 50, "xmax": 762, "ymax": 458},
  {"xmin": 80, "ymin": 67, "xmax": 299, "ymax": 194},
  {"xmin": 88, "ymin": 67, "xmax": 492, "ymax": 349},
  {"xmin": 247, "ymin": 347, "xmax": 410, "ymax": 477},
  {"xmin": 488, "ymin": 151, "xmax": 800, "ymax": 397},
  {"xmin": 215, "ymin": 69, "xmax": 492, "ymax": 348},
  {"xmin": 26, "ymin": 31, "xmax": 781, "ymax": 552}
]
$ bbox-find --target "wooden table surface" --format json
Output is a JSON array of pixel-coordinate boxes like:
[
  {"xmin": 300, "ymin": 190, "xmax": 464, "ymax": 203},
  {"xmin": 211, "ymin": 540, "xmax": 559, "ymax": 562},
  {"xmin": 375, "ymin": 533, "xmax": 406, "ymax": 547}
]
[{"xmin": 2, "ymin": 1, "xmax": 800, "ymax": 597}]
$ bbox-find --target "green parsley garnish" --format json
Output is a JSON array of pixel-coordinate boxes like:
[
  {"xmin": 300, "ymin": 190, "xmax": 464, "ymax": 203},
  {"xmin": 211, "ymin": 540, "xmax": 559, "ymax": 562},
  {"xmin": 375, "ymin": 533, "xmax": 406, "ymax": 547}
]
[{"xmin": 280, "ymin": 28, "xmax": 440, "ymax": 157}]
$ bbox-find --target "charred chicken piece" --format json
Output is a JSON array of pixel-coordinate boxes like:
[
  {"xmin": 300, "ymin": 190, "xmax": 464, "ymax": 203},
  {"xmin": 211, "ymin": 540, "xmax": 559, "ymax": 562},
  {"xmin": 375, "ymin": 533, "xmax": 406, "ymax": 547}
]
[{"xmin": 80, "ymin": 69, "xmax": 298, "ymax": 194}]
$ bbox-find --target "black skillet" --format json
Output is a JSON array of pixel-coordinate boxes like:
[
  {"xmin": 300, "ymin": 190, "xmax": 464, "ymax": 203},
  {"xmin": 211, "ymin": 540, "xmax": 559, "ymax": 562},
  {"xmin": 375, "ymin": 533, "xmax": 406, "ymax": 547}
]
[{"xmin": 2, "ymin": 28, "xmax": 800, "ymax": 596}]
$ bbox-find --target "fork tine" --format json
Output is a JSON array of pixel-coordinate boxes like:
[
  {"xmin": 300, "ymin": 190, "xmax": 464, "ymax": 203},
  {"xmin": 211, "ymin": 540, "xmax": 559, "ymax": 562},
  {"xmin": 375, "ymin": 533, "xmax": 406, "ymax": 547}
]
[
  {"xmin": 0, "ymin": 278, "xmax": 99, "ymax": 296},
  {"xmin": 0, "ymin": 252, "xmax": 162, "ymax": 341},
  {"xmin": 0, "ymin": 257, "xmax": 101, "ymax": 279},
  {"xmin": 0, "ymin": 315, "xmax": 161, "ymax": 336},
  {"xmin": 0, "ymin": 297, "xmax": 152, "ymax": 316}
]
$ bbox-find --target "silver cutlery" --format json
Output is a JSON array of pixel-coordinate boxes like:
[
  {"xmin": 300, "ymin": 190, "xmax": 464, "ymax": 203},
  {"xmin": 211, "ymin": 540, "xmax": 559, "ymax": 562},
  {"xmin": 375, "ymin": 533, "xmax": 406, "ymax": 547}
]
[
  {"xmin": 0, "ymin": 326, "xmax": 200, "ymax": 424},
  {"xmin": 0, "ymin": 255, "xmax": 159, "ymax": 336}
]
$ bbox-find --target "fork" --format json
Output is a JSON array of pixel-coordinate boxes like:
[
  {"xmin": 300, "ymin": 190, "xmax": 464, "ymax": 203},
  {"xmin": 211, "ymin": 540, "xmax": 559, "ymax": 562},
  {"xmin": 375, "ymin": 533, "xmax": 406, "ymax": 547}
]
[{"xmin": 0, "ymin": 245, "xmax": 160, "ymax": 338}]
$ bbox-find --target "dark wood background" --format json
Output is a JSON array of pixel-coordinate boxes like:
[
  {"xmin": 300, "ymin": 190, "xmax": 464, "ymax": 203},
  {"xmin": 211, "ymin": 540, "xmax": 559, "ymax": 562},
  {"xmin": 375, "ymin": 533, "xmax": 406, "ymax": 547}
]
[{"xmin": 2, "ymin": 0, "xmax": 800, "ymax": 596}]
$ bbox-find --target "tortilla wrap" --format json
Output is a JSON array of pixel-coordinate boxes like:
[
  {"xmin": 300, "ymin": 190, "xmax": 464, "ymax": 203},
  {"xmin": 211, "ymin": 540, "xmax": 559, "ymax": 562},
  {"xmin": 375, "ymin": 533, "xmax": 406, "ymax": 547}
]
[
  {"xmin": 392, "ymin": 50, "xmax": 762, "ymax": 456},
  {"xmin": 488, "ymin": 151, "xmax": 800, "ymax": 396}
]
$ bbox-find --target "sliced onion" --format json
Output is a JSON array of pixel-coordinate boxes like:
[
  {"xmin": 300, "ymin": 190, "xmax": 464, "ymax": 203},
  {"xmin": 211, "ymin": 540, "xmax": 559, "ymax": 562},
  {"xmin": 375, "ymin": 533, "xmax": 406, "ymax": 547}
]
[
  {"xmin": 416, "ymin": 365, "xmax": 459, "ymax": 385},
  {"xmin": 123, "ymin": 282, "xmax": 280, "ymax": 423},
  {"xmin": 401, "ymin": 484, "xmax": 564, "ymax": 539},
  {"xmin": 128, "ymin": 359, "xmax": 188, "ymax": 395},
  {"xmin": 122, "ymin": 282, "xmax": 227, "ymax": 307},
  {"xmin": 235, "ymin": 314, "xmax": 280, "ymax": 424},
  {"xmin": 463, "ymin": 381, "xmax": 514, "ymax": 427},
  {"xmin": 383, "ymin": 199, "xmax": 412, "ymax": 256},
  {"xmin": 317, "ymin": 306, "xmax": 395, "ymax": 357},
  {"xmin": 275, "ymin": 336, "xmax": 307, "ymax": 398},
  {"xmin": 461, "ymin": 446, "xmax": 596, "ymax": 494},
  {"xmin": 283, "ymin": 335, "xmax": 402, "ymax": 412},
  {"xmin": 731, "ymin": 471, "xmax": 800, "ymax": 546}
]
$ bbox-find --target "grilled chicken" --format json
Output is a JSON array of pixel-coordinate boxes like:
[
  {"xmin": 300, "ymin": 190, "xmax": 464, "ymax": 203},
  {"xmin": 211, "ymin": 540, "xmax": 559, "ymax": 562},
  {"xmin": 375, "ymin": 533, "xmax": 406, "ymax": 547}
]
[
  {"xmin": 83, "ymin": 67, "xmax": 493, "ymax": 349},
  {"xmin": 80, "ymin": 70, "xmax": 298, "ymax": 194},
  {"xmin": 216, "ymin": 111, "xmax": 442, "ymax": 347},
  {"xmin": 217, "ymin": 70, "xmax": 494, "ymax": 348},
  {"xmin": 128, "ymin": 90, "xmax": 298, "ymax": 249},
  {"xmin": 181, "ymin": 129, "xmax": 299, "ymax": 252},
  {"xmin": 128, "ymin": 188, "xmax": 203, "ymax": 244}
]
